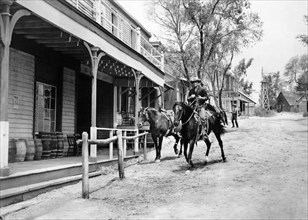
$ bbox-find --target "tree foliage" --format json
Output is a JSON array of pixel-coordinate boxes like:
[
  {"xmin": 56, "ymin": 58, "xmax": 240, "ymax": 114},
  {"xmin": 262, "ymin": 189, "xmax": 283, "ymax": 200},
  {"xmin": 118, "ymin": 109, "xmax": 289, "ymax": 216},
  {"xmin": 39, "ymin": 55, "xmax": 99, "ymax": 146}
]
[
  {"xmin": 147, "ymin": 0, "xmax": 263, "ymax": 107},
  {"xmin": 283, "ymin": 54, "xmax": 308, "ymax": 92},
  {"xmin": 232, "ymin": 58, "xmax": 254, "ymax": 95},
  {"xmin": 297, "ymin": 15, "xmax": 308, "ymax": 46}
]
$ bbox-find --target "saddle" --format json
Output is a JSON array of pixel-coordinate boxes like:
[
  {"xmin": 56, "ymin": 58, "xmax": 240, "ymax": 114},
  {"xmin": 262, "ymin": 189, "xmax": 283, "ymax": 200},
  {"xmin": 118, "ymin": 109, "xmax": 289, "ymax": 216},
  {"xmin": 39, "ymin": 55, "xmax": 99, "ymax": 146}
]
[
  {"xmin": 160, "ymin": 108, "xmax": 174, "ymax": 122},
  {"xmin": 160, "ymin": 108, "xmax": 177, "ymax": 136},
  {"xmin": 193, "ymin": 106, "xmax": 213, "ymax": 139}
]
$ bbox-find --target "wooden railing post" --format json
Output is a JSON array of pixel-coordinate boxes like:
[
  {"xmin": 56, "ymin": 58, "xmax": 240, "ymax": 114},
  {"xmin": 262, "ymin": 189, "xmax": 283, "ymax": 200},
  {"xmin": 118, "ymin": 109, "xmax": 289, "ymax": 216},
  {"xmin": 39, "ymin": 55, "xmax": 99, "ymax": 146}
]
[
  {"xmin": 136, "ymin": 27, "xmax": 141, "ymax": 53},
  {"xmin": 82, "ymin": 132, "xmax": 89, "ymax": 199},
  {"xmin": 143, "ymin": 134, "xmax": 147, "ymax": 161},
  {"xmin": 109, "ymin": 130, "xmax": 113, "ymax": 159},
  {"xmin": 117, "ymin": 130, "xmax": 125, "ymax": 179}
]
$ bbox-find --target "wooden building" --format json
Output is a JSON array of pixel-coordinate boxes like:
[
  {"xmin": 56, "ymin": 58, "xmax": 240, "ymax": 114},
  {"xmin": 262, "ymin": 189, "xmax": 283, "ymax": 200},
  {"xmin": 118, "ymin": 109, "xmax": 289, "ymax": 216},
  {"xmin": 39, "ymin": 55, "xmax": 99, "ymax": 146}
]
[
  {"xmin": 277, "ymin": 91, "xmax": 307, "ymax": 112},
  {"xmin": 0, "ymin": 0, "xmax": 166, "ymax": 176},
  {"xmin": 221, "ymin": 74, "xmax": 256, "ymax": 116}
]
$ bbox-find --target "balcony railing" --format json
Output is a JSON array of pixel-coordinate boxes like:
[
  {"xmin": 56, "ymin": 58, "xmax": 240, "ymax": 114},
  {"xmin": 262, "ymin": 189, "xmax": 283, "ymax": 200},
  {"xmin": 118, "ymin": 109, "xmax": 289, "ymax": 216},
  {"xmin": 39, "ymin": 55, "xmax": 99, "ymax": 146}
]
[{"xmin": 66, "ymin": 0, "xmax": 164, "ymax": 70}]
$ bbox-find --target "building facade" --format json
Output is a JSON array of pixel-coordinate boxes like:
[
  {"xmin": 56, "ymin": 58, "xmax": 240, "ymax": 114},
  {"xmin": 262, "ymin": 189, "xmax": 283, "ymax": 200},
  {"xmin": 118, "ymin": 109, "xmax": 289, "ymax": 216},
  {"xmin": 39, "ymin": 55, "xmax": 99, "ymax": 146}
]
[{"xmin": 0, "ymin": 0, "xmax": 166, "ymax": 176}]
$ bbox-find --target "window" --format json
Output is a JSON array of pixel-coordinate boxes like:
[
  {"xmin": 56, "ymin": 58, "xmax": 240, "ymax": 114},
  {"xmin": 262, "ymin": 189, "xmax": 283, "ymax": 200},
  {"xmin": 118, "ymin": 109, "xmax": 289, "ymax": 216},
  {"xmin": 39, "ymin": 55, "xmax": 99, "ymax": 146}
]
[
  {"xmin": 35, "ymin": 82, "xmax": 57, "ymax": 133},
  {"xmin": 112, "ymin": 13, "xmax": 118, "ymax": 36}
]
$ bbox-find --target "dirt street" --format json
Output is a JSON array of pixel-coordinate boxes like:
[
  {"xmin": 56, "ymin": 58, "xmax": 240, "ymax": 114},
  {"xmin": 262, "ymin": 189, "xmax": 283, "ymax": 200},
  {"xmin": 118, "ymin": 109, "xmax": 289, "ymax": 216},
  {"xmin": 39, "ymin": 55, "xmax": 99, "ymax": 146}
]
[{"xmin": 2, "ymin": 113, "xmax": 307, "ymax": 219}]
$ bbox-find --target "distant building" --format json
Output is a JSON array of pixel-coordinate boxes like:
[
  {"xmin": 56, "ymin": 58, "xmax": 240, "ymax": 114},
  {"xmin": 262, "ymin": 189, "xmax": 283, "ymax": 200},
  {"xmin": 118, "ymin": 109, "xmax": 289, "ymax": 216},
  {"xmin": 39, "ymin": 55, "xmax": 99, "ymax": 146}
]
[
  {"xmin": 277, "ymin": 91, "xmax": 308, "ymax": 112},
  {"xmin": 221, "ymin": 74, "xmax": 256, "ymax": 116}
]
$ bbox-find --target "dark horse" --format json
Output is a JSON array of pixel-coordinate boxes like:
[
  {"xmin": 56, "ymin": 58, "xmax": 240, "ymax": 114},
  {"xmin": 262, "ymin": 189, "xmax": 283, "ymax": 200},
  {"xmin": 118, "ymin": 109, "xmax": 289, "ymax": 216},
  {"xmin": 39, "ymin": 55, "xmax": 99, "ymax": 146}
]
[
  {"xmin": 138, "ymin": 107, "xmax": 181, "ymax": 162},
  {"xmin": 173, "ymin": 102, "xmax": 226, "ymax": 167}
]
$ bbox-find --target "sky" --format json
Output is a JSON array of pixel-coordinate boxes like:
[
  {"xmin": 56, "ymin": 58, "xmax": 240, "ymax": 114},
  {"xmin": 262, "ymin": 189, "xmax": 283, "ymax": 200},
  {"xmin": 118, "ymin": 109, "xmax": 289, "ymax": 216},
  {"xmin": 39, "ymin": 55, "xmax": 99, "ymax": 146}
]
[{"xmin": 117, "ymin": 0, "xmax": 308, "ymax": 101}]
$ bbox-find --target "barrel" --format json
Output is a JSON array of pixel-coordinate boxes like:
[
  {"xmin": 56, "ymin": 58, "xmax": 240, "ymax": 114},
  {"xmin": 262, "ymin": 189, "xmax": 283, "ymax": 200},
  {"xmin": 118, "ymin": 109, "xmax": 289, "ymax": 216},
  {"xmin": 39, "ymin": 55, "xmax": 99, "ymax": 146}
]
[
  {"xmin": 25, "ymin": 138, "xmax": 35, "ymax": 161},
  {"xmin": 56, "ymin": 132, "xmax": 64, "ymax": 158},
  {"xmin": 15, "ymin": 139, "xmax": 27, "ymax": 162},
  {"xmin": 50, "ymin": 133, "xmax": 57, "ymax": 159},
  {"xmin": 8, "ymin": 139, "xmax": 16, "ymax": 163},
  {"xmin": 34, "ymin": 138, "xmax": 43, "ymax": 160},
  {"xmin": 40, "ymin": 132, "xmax": 51, "ymax": 159}
]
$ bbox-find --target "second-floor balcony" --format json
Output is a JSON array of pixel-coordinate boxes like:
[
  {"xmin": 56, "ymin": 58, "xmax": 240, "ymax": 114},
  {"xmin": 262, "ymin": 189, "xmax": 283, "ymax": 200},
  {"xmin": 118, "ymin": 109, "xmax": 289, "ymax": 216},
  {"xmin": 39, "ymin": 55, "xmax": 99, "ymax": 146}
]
[{"xmin": 66, "ymin": 0, "xmax": 164, "ymax": 71}]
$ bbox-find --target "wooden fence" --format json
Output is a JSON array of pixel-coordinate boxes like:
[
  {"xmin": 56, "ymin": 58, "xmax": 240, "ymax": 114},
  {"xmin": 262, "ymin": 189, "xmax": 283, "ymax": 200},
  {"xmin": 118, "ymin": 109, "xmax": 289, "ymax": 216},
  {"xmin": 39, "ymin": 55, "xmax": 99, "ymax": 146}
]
[{"xmin": 79, "ymin": 130, "xmax": 148, "ymax": 199}]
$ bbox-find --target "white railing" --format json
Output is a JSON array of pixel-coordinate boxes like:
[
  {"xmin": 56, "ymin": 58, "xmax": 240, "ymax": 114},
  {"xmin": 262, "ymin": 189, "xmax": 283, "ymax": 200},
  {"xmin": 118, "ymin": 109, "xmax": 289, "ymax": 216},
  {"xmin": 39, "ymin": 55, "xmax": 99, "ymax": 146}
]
[
  {"xmin": 66, "ymin": 0, "xmax": 164, "ymax": 70},
  {"xmin": 91, "ymin": 127, "xmax": 140, "ymax": 160}
]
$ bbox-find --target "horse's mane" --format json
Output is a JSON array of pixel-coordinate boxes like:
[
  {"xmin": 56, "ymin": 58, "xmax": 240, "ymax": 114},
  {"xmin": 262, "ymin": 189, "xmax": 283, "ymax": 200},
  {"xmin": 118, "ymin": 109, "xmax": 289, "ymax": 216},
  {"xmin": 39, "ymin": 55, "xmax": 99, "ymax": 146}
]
[{"xmin": 174, "ymin": 102, "xmax": 194, "ymax": 114}]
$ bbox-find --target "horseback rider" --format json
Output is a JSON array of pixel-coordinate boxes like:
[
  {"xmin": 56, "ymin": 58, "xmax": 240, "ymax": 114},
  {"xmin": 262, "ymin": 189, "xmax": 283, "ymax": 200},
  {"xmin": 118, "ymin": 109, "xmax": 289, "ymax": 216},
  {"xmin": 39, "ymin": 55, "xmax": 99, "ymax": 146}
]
[{"xmin": 187, "ymin": 76, "xmax": 210, "ymax": 138}]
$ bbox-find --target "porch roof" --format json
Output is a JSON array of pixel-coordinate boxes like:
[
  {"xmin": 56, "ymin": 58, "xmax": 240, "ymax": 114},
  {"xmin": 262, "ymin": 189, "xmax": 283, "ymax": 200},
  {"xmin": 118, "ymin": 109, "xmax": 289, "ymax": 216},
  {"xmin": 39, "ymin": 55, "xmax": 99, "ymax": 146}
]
[
  {"xmin": 14, "ymin": 0, "xmax": 165, "ymax": 87},
  {"xmin": 239, "ymin": 92, "xmax": 256, "ymax": 104}
]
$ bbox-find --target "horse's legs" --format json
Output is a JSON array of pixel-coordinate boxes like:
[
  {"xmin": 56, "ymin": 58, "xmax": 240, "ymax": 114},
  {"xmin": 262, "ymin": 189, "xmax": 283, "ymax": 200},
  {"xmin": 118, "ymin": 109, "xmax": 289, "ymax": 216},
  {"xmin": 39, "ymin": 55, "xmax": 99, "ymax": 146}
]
[
  {"xmin": 187, "ymin": 139, "xmax": 195, "ymax": 167},
  {"xmin": 156, "ymin": 136, "xmax": 163, "ymax": 162},
  {"xmin": 152, "ymin": 134, "xmax": 159, "ymax": 162},
  {"xmin": 204, "ymin": 138, "xmax": 211, "ymax": 164},
  {"xmin": 179, "ymin": 138, "xmax": 183, "ymax": 157},
  {"xmin": 183, "ymin": 140, "xmax": 189, "ymax": 162},
  {"xmin": 172, "ymin": 133, "xmax": 180, "ymax": 155},
  {"xmin": 214, "ymin": 131, "xmax": 226, "ymax": 162}
]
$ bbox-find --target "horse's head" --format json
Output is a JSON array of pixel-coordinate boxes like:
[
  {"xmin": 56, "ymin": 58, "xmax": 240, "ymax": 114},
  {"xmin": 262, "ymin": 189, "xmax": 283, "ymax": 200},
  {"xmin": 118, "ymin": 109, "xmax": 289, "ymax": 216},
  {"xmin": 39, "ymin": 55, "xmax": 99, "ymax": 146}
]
[
  {"xmin": 137, "ymin": 107, "xmax": 149, "ymax": 128},
  {"xmin": 173, "ymin": 102, "xmax": 185, "ymax": 127}
]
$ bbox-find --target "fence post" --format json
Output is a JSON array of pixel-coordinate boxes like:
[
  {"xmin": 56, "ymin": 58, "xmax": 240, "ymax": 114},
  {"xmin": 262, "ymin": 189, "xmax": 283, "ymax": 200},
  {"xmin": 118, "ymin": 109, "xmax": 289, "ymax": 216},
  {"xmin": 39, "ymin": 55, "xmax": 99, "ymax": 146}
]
[
  {"xmin": 109, "ymin": 130, "xmax": 113, "ymax": 160},
  {"xmin": 143, "ymin": 134, "xmax": 147, "ymax": 161},
  {"xmin": 82, "ymin": 132, "xmax": 89, "ymax": 199},
  {"xmin": 116, "ymin": 130, "xmax": 125, "ymax": 179}
]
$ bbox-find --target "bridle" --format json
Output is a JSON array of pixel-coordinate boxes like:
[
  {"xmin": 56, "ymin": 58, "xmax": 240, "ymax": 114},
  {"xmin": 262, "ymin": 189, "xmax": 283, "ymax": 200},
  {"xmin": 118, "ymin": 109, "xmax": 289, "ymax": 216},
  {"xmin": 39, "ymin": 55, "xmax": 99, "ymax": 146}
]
[
  {"xmin": 174, "ymin": 103, "xmax": 195, "ymax": 126},
  {"xmin": 138, "ymin": 107, "xmax": 149, "ymax": 127}
]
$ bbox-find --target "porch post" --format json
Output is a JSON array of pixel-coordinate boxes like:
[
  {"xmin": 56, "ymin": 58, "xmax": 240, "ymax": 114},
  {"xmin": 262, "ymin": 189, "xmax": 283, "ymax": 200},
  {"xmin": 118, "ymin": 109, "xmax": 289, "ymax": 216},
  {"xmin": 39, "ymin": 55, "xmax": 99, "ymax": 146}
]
[
  {"xmin": 132, "ymin": 69, "xmax": 142, "ymax": 154},
  {"xmin": 135, "ymin": 27, "xmax": 141, "ymax": 53},
  {"xmin": 159, "ymin": 86, "xmax": 164, "ymax": 109},
  {"xmin": 84, "ymin": 42, "xmax": 105, "ymax": 162},
  {"xmin": 0, "ymin": 0, "xmax": 30, "ymax": 176}
]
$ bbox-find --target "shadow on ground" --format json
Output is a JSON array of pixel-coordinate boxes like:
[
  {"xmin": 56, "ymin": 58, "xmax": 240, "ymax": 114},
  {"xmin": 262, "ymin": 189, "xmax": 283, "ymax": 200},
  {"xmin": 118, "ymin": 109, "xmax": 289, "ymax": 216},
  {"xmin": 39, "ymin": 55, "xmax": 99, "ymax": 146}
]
[{"xmin": 172, "ymin": 158, "xmax": 224, "ymax": 173}]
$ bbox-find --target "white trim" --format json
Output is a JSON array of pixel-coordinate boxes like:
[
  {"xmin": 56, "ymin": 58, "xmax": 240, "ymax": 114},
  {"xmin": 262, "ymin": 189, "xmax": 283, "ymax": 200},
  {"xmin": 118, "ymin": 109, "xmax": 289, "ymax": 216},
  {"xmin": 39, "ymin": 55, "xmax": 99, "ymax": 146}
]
[
  {"xmin": 16, "ymin": 0, "xmax": 164, "ymax": 87},
  {"xmin": 0, "ymin": 121, "xmax": 9, "ymax": 169}
]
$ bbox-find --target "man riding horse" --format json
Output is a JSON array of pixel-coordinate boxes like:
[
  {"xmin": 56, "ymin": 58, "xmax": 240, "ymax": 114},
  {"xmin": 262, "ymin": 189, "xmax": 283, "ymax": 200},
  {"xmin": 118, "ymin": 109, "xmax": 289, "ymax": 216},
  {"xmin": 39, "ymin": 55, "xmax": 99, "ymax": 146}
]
[{"xmin": 187, "ymin": 76, "xmax": 212, "ymax": 139}]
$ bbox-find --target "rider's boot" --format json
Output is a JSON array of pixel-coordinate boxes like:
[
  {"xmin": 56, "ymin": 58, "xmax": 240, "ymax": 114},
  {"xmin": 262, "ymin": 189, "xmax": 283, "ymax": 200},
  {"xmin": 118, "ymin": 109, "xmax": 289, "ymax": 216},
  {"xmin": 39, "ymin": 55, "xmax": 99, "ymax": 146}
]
[{"xmin": 200, "ymin": 118, "xmax": 209, "ymax": 140}]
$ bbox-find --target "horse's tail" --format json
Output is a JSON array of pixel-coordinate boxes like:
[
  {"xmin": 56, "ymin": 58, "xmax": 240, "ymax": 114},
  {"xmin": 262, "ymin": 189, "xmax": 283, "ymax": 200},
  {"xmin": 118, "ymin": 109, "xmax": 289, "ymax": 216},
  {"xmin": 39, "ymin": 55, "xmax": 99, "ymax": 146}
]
[{"xmin": 215, "ymin": 115, "xmax": 227, "ymax": 135}]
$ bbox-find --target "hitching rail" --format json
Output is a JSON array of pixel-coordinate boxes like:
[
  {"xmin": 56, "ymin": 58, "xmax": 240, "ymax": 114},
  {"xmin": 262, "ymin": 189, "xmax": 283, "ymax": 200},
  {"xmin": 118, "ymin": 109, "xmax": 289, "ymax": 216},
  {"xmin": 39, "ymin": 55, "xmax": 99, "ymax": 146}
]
[{"xmin": 79, "ymin": 130, "xmax": 148, "ymax": 199}]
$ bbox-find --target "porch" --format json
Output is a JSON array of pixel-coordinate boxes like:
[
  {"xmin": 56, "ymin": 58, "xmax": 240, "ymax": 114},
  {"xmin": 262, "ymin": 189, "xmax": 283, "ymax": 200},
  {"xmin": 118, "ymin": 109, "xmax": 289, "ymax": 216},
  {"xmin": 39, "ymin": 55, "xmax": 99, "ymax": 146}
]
[{"xmin": 0, "ymin": 145, "xmax": 153, "ymax": 208}]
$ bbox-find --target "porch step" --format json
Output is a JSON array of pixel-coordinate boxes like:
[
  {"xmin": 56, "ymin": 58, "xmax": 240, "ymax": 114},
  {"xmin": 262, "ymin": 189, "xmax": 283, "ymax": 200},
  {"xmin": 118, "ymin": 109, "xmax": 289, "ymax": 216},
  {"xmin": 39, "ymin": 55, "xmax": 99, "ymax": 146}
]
[
  {"xmin": 0, "ymin": 171, "xmax": 101, "ymax": 208},
  {"xmin": 0, "ymin": 155, "xmax": 138, "ymax": 208}
]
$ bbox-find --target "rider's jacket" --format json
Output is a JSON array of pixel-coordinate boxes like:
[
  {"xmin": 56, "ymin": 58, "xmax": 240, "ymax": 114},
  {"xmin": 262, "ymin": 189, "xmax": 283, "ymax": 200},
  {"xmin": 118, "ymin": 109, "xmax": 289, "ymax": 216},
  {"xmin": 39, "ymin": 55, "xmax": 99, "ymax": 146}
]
[{"xmin": 188, "ymin": 86, "xmax": 208, "ymax": 106}]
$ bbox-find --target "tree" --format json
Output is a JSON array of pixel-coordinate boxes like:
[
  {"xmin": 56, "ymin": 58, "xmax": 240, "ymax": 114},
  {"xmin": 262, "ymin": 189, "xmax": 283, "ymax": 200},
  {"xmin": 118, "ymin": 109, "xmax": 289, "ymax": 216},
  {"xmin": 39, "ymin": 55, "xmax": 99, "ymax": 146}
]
[
  {"xmin": 148, "ymin": 0, "xmax": 263, "ymax": 107},
  {"xmin": 232, "ymin": 58, "xmax": 254, "ymax": 95},
  {"xmin": 297, "ymin": 15, "xmax": 308, "ymax": 46},
  {"xmin": 283, "ymin": 54, "xmax": 308, "ymax": 92}
]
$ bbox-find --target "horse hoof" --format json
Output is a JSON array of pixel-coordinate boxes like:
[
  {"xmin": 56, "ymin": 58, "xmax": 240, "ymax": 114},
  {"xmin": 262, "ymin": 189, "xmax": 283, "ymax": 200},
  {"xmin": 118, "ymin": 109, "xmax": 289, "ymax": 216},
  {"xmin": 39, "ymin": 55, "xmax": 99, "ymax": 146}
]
[
  {"xmin": 155, "ymin": 159, "xmax": 161, "ymax": 163},
  {"xmin": 174, "ymin": 149, "xmax": 178, "ymax": 155},
  {"xmin": 222, "ymin": 157, "xmax": 227, "ymax": 162}
]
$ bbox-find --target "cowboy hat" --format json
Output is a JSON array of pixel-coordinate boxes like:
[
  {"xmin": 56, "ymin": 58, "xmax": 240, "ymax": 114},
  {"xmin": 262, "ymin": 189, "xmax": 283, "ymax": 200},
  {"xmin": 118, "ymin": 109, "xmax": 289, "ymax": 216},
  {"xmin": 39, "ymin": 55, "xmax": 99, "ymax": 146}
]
[{"xmin": 190, "ymin": 76, "xmax": 201, "ymax": 83}]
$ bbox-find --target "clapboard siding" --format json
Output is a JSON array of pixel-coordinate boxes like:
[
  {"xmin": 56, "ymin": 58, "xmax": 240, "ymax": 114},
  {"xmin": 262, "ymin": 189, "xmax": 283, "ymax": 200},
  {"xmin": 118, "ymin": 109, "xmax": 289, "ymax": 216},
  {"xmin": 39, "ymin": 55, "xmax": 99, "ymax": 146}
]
[
  {"xmin": 62, "ymin": 67, "xmax": 76, "ymax": 134},
  {"xmin": 8, "ymin": 49, "xmax": 35, "ymax": 139}
]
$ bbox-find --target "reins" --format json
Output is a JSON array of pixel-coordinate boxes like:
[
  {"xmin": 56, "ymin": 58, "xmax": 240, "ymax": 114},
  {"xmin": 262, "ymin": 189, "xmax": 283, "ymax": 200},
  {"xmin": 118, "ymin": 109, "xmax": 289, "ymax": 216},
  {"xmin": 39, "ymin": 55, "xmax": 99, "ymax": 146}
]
[{"xmin": 176, "ymin": 104, "xmax": 195, "ymax": 126}]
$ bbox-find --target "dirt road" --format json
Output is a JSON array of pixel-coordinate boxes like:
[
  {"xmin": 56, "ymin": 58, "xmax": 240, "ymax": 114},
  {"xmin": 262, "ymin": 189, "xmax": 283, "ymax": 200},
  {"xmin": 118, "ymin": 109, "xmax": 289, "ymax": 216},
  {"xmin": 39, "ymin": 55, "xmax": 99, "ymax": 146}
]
[{"xmin": 2, "ymin": 113, "xmax": 307, "ymax": 219}]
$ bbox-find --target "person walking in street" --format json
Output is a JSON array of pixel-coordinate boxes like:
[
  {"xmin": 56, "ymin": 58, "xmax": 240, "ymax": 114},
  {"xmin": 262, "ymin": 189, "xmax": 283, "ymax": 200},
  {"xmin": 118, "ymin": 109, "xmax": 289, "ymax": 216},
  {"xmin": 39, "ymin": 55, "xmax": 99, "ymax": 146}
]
[{"xmin": 231, "ymin": 104, "xmax": 239, "ymax": 128}]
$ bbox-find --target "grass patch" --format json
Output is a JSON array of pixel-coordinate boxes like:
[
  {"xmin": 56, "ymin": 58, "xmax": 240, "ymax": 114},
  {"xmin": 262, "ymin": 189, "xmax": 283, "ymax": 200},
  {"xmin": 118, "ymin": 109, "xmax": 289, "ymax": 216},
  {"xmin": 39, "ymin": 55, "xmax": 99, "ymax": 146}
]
[{"xmin": 254, "ymin": 106, "xmax": 276, "ymax": 117}]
